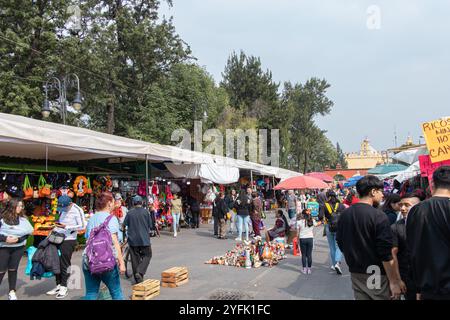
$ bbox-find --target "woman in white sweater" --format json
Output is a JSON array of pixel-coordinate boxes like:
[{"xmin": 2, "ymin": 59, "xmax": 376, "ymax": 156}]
[
  {"xmin": 0, "ymin": 199, "xmax": 34, "ymax": 300},
  {"xmin": 296, "ymin": 208, "xmax": 322, "ymax": 275}
]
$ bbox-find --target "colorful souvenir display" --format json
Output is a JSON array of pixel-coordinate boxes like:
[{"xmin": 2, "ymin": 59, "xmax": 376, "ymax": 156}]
[{"xmin": 205, "ymin": 240, "xmax": 286, "ymax": 268}]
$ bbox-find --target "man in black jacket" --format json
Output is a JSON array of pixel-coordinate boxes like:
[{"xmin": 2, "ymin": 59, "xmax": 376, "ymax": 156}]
[
  {"xmin": 406, "ymin": 166, "xmax": 450, "ymax": 300},
  {"xmin": 391, "ymin": 193, "xmax": 421, "ymax": 300},
  {"xmin": 123, "ymin": 196, "xmax": 153, "ymax": 284},
  {"xmin": 337, "ymin": 175, "xmax": 404, "ymax": 300}
]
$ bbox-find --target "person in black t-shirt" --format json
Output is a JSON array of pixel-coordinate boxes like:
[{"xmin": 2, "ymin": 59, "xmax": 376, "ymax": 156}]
[
  {"xmin": 123, "ymin": 195, "xmax": 153, "ymax": 284},
  {"xmin": 391, "ymin": 193, "xmax": 421, "ymax": 300},
  {"xmin": 337, "ymin": 175, "xmax": 404, "ymax": 300},
  {"xmin": 406, "ymin": 166, "xmax": 450, "ymax": 300}
]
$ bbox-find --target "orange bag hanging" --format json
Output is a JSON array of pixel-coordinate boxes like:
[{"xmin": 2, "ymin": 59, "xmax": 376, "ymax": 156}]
[
  {"xmin": 86, "ymin": 177, "xmax": 93, "ymax": 194},
  {"xmin": 38, "ymin": 174, "xmax": 52, "ymax": 198},
  {"xmin": 22, "ymin": 175, "xmax": 33, "ymax": 199}
]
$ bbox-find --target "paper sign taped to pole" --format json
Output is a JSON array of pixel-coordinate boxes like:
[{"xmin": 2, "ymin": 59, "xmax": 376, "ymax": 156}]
[{"xmin": 421, "ymin": 117, "xmax": 450, "ymax": 163}]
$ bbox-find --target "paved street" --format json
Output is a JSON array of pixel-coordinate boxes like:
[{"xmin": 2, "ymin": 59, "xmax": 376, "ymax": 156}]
[{"xmin": 0, "ymin": 212, "xmax": 353, "ymax": 300}]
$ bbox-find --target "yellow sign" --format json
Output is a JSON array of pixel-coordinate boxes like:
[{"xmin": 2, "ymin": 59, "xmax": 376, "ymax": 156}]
[{"xmin": 422, "ymin": 117, "xmax": 450, "ymax": 163}]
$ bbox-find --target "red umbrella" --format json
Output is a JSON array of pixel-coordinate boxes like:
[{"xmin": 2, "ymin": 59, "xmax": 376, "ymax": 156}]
[
  {"xmin": 305, "ymin": 172, "xmax": 334, "ymax": 183},
  {"xmin": 274, "ymin": 175, "xmax": 329, "ymax": 190}
]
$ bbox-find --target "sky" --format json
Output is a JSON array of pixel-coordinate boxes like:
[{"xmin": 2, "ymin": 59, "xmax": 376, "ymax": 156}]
[{"xmin": 160, "ymin": 0, "xmax": 450, "ymax": 153}]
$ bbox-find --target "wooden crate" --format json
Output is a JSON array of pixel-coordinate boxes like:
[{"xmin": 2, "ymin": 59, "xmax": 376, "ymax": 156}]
[
  {"xmin": 131, "ymin": 279, "xmax": 160, "ymax": 300},
  {"xmin": 161, "ymin": 267, "xmax": 189, "ymax": 288}
]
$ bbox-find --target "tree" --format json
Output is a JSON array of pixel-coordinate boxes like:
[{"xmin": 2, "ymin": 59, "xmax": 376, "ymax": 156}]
[
  {"xmin": 220, "ymin": 50, "xmax": 279, "ymax": 116},
  {"xmin": 336, "ymin": 142, "xmax": 348, "ymax": 169},
  {"xmin": 127, "ymin": 63, "xmax": 229, "ymax": 144},
  {"xmin": 283, "ymin": 78, "xmax": 334, "ymax": 172},
  {"xmin": 0, "ymin": 0, "xmax": 75, "ymax": 119}
]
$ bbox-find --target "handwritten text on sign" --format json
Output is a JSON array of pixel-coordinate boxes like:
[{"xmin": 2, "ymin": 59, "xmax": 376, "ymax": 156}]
[{"xmin": 422, "ymin": 118, "xmax": 450, "ymax": 163}]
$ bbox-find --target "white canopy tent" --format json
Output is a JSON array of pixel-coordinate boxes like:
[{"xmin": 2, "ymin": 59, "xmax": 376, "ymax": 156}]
[
  {"xmin": 0, "ymin": 112, "xmax": 301, "ymax": 181},
  {"xmin": 165, "ymin": 163, "xmax": 240, "ymax": 184},
  {"xmin": 391, "ymin": 148, "xmax": 428, "ymax": 165}
]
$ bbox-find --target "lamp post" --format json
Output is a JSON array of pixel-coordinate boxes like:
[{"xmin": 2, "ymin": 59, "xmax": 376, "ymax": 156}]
[{"xmin": 42, "ymin": 73, "xmax": 82, "ymax": 125}]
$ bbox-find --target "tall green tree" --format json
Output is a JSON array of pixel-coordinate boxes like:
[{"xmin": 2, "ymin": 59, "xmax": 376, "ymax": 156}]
[
  {"xmin": 0, "ymin": 0, "xmax": 74, "ymax": 119},
  {"xmin": 220, "ymin": 51, "xmax": 279, "ymax": 116},
  {"xmin": 335, "ymin": 142, "xmax": 348, "ymax": 169},
  {"xmin": 283, "ymin": 78, "xmax": 334, "ymax": 173},
  {"xmin": 128, "ymin": 63, "xmax": 229, "ymax": 144}
]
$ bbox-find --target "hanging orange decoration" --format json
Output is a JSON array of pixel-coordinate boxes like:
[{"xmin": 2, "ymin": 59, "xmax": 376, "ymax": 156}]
[{"xmin": 73, "ymin": 176, "xmax": 89, "ymax": 197}]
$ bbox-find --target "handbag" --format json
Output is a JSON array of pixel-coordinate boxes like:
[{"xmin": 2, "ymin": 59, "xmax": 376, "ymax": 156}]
[
  {"xmin": 23, "ymin": 175, "xmax": 34, "ymax": 199},
  {"xmin": 47, "ymin": 230, "xmax": 66, "ymax": 245},
  {"xmin": 38, "ymin": 174, "xmax": 52, "ymax": 198}
]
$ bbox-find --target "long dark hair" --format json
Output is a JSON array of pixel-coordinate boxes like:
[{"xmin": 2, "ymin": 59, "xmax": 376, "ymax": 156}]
[
  {"xmin": 1, "ymin": 198, "xmax": 24, "ymax": 225},
  {"xmin": 381, "ymin": 193, "xmax": 401, "ymax": 213},
  {"xmin": 302, "ymin": 209, "xmax": 314, "ymax": 227},
  {"xmin": 277, "ymin": 209, "xmax": 290, "ymax": 234},
  {"xmin": 327, "ymin": 191, "xmax": 340, "ymax": 206}
]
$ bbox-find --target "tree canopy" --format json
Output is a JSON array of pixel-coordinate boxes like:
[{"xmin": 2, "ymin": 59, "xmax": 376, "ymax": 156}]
[{"xmin": 0, "ymin": 0, "xmax": 344, "ymax": 172}]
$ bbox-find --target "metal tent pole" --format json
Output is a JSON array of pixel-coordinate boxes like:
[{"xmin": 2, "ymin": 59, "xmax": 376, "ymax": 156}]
[
  {"xmin": 145, "ymin": 155, "xmax": 149, "ymax": 209},
  {"xmin": 45, "ymin": 145, "xmax": 49, "ymax": 172}
]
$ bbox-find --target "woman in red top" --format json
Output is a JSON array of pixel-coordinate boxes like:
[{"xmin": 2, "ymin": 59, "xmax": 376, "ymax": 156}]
[
  {"xmin": 343, "ymin": 190, "xmax": 359, "ymax": 207},
  {"xmin": 265, "ymin": 209, "xmax": 289, "ymax": 242}
]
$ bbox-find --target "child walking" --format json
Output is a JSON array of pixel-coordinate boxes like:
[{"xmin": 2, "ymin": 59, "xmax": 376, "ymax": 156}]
[{"xmin": 296, "ymin": 209, "xmax": 321, "ymax": 274}]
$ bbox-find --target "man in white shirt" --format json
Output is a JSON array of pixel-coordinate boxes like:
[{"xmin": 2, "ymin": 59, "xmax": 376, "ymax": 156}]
[{"xmin": 46, "ymin": 195, "xmax": 86, "ymax": 299}]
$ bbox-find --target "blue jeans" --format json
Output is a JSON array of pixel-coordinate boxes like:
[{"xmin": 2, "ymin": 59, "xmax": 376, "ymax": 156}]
[
  {"xmin": 325, "ymin": 224, "xmax": 342, "ymax": 266},
  {"xmin": 83, "ymin": 265, "xmax": 124, "ymax": 300},
  {"xmin": 236, "ymin": 215, "xmax": 250, "ymax": 240},
  {"xmin": 172, "ymin": 212, "xmax": 181, "ymax": 234}
]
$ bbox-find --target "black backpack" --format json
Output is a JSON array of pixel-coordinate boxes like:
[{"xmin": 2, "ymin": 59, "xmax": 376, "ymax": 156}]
[{"xmin": 326, "ymin": 203, "xmax": 340, "ymax": 233}]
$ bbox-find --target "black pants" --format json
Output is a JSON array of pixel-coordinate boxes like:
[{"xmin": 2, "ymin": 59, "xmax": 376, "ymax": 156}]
[
  {"xmin": 0, "ymin": 246, "xmax": 25, "ymax": 291},
  {"xmin": 192, "ymin": 211, "xmax": 200, "ymax": 228},
  {"xmin": 213, "ymin": 216, "xmax": 219, "ymax": 235},
  {"xmin": 299, "ymin": 238, "xmax": 314, "ymax": 268},
  {"xmin": 402, "ymin": 273, "xmax": 418, "ymax": 301},
  {"xmin": 55, "ymin": 240, "xmax": 77, "ymax": 287},
  {"xmin": 129, "ymin": 246, "xmax": 152, "ymax": 282}
]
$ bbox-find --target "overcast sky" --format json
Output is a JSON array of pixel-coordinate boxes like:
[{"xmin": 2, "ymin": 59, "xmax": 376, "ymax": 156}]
[{"xmin": 161, "ymin": 0, "xmax": 450, "ymax": 153}]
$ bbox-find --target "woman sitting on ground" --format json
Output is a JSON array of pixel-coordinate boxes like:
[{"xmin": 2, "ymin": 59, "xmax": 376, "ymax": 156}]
[{"xmin": 265, "ymin": 209, "xmax": 290, "ymax": 243}]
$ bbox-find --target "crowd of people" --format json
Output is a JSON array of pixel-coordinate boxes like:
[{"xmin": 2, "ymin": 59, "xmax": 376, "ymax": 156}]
[{"xmin": 1, "ymin": 166, "xmax": 450, "ymax": 300}]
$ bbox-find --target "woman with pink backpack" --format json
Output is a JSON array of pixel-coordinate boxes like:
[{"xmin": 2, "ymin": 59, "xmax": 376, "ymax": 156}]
[{"xmin": 82, "ymin": 192, "xmax": 126, "ymax": 300}]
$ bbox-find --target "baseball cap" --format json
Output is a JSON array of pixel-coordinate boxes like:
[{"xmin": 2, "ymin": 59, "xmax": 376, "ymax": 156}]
[
  {"xmin": 6, "ymin": 185, "xmax": 22, "ymax": 198},
  {"xmin": 132, "ymin": 195, "xmax": 143, "ymax": 204},
  {"xmin": 114, "ymin": 193, "xmax": 123, "ymax": 201},
  {"xmin": 57, "ymin": 195, "xmax": 72, "ymax": 211}
]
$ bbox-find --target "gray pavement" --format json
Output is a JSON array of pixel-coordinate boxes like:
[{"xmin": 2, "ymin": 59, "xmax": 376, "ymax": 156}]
[{"xmin": 0, "ymin": 212, "xmax": 354, "ymax": 300}]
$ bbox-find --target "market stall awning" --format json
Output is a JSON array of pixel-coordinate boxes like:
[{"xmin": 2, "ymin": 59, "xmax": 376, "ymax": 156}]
[
  {"xmin": 368, "ymin": 164, "xmax": 408, "ymax": 175},
  {"xmin": 393, "ymin": 161, "xmax": 421, "ymax": 183},
  {"xmin": 391, "ymin": 148, "xmax": 428, "ymax": 165},
  {"xmin": 165, "ymin": 163, "xmax": 240, "ymax": 184},
  {"xmin": 0, "ymin": 112, "xmax": 302, "ymax": 179}
]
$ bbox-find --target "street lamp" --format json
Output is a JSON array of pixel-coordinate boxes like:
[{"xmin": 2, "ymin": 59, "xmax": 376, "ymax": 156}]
[{"xmin": 42, "ymin": 73, "xmax": 83, "ymax": 124}]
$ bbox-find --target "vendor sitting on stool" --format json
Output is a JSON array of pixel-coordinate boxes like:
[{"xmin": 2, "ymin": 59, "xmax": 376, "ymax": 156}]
[{"xmin": 265, "ymin": 209, "xmax": 290, "ymax": 243}]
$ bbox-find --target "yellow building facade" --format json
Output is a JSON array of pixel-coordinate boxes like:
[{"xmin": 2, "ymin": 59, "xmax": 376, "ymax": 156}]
[{"xmin": 345, "ymin": 139, "xmax": 387, "ymax": 170}]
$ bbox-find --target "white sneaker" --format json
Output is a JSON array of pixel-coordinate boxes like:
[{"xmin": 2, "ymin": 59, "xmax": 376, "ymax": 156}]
[
  {"xmin": 301, "ymin": 267, "xmax": 307, "ymax": 274},
  {"xmin": 235, "ymin": 237, "xmax": 242, "ymax": 242},
  {"xmin": 174, "ymin": 233, "xmax": 177, "ymax": 238},
  {"xmin": 46, "ymin": 285, "xmax": 60, "ymax": 296},
  {"xmin": 335, "ymin": 263, "xmax": 343, "ymax": 275},
  {"xmin": 56, "ymin": 286, "xmax": 68, "ymax": 299},
  {"xmin": 8, "ymin": 291, "xmax": 17, "ymax": 300},
  {"xmin": 330, "ymin": 265, "xmax": 336, "ymax": 271}
]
